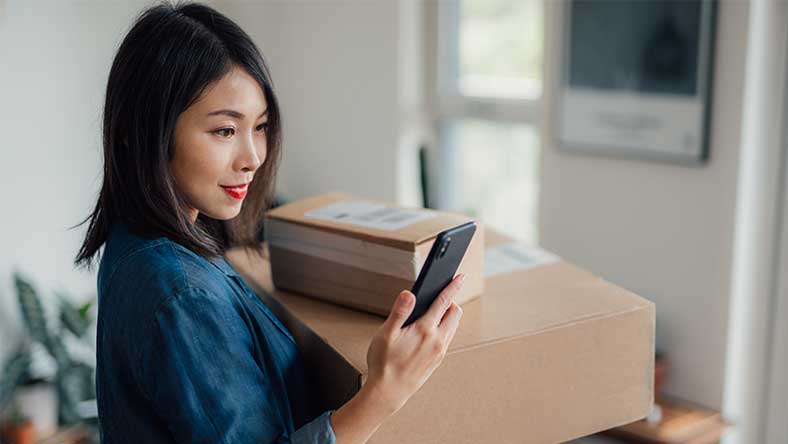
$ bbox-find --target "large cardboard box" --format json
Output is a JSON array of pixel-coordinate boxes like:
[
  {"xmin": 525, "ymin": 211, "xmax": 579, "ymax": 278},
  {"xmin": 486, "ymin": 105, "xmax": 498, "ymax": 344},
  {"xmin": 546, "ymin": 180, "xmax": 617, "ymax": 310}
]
[
  {"xmin": 264, "ymin": 193, "xmax": 484, "ymax": 316},
  {"xmin": 226, "ymin": 228, "xmax": 655, "ymax": 444}
]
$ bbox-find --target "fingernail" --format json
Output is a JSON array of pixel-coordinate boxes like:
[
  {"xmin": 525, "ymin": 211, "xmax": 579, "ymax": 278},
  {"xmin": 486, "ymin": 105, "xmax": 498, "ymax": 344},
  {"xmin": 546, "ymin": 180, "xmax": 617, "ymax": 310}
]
[{"xmin": 458, "ymin": 274, "xmax": 466, "ymax": 285}]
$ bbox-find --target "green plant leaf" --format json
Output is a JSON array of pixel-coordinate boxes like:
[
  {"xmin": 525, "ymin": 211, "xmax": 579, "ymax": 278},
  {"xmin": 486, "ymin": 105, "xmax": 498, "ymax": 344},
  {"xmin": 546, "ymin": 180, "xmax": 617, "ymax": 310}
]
[
  {"xmin": 78, "ymin": 301, "xmax": 93, "ymax": 319},
  {"xmin": 0, "ymin": 346, "xmax": 32, "ymax": 409},
  {"xmin": 57, "ymin": 292, "xmax": 91, "ymax": 338},
  {"xmin": 14, "ymin": 273, "xmax": 51, "ymax": 345},
  {"xmin": 56, "ymin": 362, "xmax": 95, "ymax": 425}
]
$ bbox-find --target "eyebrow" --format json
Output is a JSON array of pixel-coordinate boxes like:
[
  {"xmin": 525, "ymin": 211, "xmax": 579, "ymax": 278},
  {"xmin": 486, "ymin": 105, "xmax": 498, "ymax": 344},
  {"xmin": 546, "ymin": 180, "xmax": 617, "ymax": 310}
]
[{"xmin": 206, "ymin": 108, "xmax": 268, "ymax": 119}]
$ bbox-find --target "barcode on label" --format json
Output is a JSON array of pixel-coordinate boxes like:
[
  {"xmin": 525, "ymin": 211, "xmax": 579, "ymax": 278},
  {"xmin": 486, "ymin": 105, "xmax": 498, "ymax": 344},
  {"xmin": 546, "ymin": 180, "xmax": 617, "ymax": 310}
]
[
  {"xmin": 304, "ymin": 200, "xmax": 436, "ymax": 231},
  {"xmin": 484, "ymin": 242, "xmax": 560, "ymax": 277}
]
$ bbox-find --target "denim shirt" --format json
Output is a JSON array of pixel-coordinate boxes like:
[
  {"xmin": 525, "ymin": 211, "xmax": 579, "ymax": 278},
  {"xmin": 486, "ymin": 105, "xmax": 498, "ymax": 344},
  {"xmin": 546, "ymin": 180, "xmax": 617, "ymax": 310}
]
[{"xmin": 95, "ymin": 223, "xmax": 336, "ymax": 443}]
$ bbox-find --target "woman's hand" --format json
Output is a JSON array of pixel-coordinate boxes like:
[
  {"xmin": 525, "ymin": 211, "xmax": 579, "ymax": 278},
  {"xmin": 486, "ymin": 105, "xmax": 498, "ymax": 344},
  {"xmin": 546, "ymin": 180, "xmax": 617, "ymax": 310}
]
[
  {"xmin": 329, "ymin": 274, "xmax": 465, "ymax": 444},
  {"xmin": 365, "ymin": 273, "xmax": 466, "ymax": 413}
]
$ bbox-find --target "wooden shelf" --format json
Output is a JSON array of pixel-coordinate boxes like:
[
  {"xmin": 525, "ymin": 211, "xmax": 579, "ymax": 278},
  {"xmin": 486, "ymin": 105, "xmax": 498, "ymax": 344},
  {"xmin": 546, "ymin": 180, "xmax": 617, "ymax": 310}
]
[{"xmin": 566, "ymin": 397, "xmax": 730, "ymax": 444}]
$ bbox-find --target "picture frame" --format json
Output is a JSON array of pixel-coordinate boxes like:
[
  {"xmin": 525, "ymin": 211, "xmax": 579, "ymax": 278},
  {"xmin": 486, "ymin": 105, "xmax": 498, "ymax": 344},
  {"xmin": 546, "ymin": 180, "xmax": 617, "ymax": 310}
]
[{"xmin": 556, "ymin": 0, "xmax": 718, "ymax": 165}]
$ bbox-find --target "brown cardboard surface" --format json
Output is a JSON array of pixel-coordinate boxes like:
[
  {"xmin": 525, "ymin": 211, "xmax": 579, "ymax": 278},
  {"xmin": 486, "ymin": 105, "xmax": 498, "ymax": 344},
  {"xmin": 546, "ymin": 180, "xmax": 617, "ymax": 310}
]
[
  {"xmin": 226, "ymin": 229, "xmax": 655, "ymax": 444},
  {"xmin": 267, "ymin": 231, "xmax": 484, "ymax": 316},
  {"xmin": 266, "ymin": 193, "xmax": 484, "ymax": 315},
  {"xmin": 265, "ymin": 192, "xmax": 476, "ymax": 250},
  {"xmin": 266, "ymin": 217, "xmax": 438, "ymax": 279}
]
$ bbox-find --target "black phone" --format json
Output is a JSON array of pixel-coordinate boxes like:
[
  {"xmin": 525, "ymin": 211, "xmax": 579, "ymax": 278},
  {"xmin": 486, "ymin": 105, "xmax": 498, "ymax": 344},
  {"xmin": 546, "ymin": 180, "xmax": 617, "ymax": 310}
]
[{"xmin": 402, "ymin": 221, "xmax": 477, "ymax": 327}]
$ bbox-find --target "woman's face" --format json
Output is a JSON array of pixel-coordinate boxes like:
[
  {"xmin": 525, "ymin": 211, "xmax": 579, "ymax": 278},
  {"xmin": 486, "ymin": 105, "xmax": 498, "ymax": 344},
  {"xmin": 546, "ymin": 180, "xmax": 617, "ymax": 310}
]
[{"xmin": 171, "ymin": 65, "xmax": 269, "ymax": 223}]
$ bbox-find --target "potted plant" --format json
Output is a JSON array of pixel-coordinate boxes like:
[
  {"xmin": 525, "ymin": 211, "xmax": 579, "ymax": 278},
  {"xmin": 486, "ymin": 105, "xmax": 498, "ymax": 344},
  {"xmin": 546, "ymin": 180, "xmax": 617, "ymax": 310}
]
[
  {"xmin": 1, "ymin": 401, "xmax": 36, "ymax": 444},
  {"xmin": 0, "ymin": 272, "xmax": 97, "ymax": 434}
]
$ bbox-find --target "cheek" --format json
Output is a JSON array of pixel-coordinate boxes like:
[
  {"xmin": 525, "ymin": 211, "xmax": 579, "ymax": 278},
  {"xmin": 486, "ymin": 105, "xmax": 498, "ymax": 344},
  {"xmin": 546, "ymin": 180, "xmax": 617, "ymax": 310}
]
[
  {"xmin": 172, "ymin": 136, "xmax": 229, "ymax": 194},
  {"xmin": 193, "ymin": 150, "xmax": 226, "ymax": 185}
]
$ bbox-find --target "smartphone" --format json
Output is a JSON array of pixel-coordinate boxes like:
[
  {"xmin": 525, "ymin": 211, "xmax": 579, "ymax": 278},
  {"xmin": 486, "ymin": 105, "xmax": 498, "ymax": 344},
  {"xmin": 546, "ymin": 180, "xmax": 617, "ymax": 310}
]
[{"xmin": 402, "ymin": 221, "xmax": 477, "ymax": 327}]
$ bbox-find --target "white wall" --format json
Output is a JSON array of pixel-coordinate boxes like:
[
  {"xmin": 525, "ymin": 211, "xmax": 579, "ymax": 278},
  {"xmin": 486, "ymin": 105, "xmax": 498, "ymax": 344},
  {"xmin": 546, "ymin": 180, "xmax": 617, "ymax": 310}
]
[
  {"xmin": 216, "ymin": 0, "xmax": 418, "ymax": 205},
  {"xmin": 0, "ymin": 1, "xmax": 158, "ymax": 363},
  {"xmin": 540, "ymin": 0, "xmax": 749, "ymax": 409}
]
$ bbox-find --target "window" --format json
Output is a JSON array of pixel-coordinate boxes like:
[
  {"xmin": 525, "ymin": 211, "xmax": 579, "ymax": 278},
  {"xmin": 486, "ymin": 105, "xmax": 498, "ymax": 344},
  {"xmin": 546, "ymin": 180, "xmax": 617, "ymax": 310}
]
[{"xmin": 431, "ymin": 0, "xmax": 544, "ymax": 244}]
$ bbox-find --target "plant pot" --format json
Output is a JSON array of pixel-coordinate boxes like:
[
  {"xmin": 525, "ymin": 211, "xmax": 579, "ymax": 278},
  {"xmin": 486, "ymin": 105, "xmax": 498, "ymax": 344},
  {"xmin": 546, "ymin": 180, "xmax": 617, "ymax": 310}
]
[
  {"xmin": 15, "ymin": 381, "xmax": 58, "ymax": 438},
  {"xmin": 2, "ymin": 420, "xmax": 37, "ymax": 444}
]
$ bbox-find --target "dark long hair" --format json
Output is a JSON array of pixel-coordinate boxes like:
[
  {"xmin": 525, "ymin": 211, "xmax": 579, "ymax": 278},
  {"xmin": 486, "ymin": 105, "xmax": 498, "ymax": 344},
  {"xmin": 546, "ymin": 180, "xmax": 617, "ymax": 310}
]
[{"xmin": 73, "ymin": 1, "xmax": 282, "ymax": 270}]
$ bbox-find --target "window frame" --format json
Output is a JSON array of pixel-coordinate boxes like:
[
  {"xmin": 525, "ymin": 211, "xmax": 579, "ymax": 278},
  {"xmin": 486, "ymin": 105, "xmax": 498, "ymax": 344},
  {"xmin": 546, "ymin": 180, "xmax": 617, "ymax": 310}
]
[
  {"xmin": 426, "ymin": 0, "xmax": 545, "ymax": 240},
  {"xmin": 434, "ymin": 0, "xmax": 543, "ymax": 124}
]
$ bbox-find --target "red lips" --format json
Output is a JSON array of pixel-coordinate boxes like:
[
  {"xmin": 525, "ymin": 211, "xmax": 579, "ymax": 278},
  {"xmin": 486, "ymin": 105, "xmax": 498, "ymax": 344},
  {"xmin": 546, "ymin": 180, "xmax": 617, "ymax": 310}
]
[{"xmin": 221, "ymin": 183, "xmax": 249, "ymax": 200}]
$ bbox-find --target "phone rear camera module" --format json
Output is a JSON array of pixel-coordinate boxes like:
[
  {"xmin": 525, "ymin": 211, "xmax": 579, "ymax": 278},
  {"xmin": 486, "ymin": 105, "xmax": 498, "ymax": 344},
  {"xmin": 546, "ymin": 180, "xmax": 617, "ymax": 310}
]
[{"xmin": 438, "ymin": 241, "xmax": 450, "ymax": 258}]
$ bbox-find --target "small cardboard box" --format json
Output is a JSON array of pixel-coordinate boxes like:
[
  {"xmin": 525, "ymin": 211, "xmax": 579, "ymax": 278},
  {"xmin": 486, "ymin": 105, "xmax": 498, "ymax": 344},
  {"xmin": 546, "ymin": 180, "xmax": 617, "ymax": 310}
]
[
  {"xmin": 264, "ymin": 193, "xmax": 484, "ymax": 316},
  {"xmin": 226, "ymin": 228, "xmax": 655, "ymax": 444}
]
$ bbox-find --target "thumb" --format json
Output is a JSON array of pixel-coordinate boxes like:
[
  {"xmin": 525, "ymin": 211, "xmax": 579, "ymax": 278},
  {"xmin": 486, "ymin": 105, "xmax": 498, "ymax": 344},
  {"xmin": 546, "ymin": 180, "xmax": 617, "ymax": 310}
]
[{"xmin": 383, "ymin": 290, "xmax": 415, "ymax": 334}]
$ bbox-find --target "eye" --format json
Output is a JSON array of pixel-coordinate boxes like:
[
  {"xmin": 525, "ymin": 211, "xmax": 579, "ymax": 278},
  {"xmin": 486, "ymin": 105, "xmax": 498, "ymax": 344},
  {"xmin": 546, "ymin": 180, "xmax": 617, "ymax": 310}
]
[
  {"xmin": 256, "ymin": 121, "xmax": 269, "ymax": 132},
  {"xmin": 214, "ymin": 127, "xmax": 235, "ymax": 138}
]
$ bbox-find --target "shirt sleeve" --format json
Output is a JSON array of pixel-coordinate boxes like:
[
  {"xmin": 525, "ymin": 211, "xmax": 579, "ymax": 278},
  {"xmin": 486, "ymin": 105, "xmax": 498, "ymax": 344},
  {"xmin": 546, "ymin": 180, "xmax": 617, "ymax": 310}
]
[{"xmin": 136, "ymin": 285, "xmax": 337, "ymax": 444}]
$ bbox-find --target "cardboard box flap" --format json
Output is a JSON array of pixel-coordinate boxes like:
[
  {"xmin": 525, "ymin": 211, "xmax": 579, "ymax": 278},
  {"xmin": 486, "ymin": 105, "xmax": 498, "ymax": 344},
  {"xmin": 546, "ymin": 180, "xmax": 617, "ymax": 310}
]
[
  {"xmin": 266, "ymin": 193, "xmax": 473, "ymax": 251},
  {"xmin": 451, "ymin": 262, "xmax": 652, "ymax": 351},
  {"xmin": 226, "ymin": 238, "xmax": 653, "ymax": 377}
]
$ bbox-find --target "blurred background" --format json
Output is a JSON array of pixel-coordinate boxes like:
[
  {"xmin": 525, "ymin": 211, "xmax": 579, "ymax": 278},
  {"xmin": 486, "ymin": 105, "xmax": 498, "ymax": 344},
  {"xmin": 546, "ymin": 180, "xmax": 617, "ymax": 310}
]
[{"xmin": 0, "ymin": 0, "xmax": 786, "ymax": 443}]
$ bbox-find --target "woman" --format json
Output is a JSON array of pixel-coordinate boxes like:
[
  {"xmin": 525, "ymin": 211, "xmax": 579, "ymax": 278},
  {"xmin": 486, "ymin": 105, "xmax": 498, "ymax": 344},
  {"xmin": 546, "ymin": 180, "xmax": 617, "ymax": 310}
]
[{"xmin": 74, "ymin": 2, "xmax": 465, "ymax": 443}]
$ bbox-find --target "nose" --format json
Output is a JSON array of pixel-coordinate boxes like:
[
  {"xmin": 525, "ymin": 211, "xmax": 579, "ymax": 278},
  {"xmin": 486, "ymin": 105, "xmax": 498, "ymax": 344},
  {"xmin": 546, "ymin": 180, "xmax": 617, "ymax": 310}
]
[{"xmin": 236, "ymin": 133, "xmax": 266, "ymax": 173}]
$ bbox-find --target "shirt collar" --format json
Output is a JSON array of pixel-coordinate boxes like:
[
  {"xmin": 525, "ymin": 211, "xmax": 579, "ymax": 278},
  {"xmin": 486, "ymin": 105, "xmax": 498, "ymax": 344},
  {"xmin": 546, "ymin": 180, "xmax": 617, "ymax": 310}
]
[
  {"xmin": 109, "ymin": 222, "xmax": 241, "ymax": 278},
  {"xmin": 209, "ymin": 254, "xmax": 240, "ymax": 278}
]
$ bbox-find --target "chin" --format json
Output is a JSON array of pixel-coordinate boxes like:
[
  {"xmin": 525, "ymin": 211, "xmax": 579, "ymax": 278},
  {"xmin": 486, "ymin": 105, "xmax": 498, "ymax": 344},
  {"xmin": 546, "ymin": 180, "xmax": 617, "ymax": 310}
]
[
  {"xmin": 203, "ymin": 206, "xmax": 243, "ymax": 221},
  {"xmin": 219, "ymin": 210, "xmax": 243, "ymax": 220}
]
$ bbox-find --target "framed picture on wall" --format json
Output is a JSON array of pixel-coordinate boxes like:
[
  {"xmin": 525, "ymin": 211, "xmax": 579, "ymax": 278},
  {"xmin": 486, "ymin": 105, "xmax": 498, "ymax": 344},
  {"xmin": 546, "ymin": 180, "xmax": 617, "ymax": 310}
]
[{"xmin": 556, "ymin": 0, "xmax": 718, "ymax": 165}]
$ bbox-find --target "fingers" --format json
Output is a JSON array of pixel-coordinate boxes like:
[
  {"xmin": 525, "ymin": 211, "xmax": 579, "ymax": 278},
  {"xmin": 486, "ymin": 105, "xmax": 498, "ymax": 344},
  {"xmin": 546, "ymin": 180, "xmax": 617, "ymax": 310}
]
[
  {"xmin": 382, "ymin": 290, "xmax": 416, "ymax": 335},
  {"xmin": 419, "ymin": 273, "xmax": 466, "ymax": 327},
  {"xmin": 438, "ymin": 302, "xmax": 463, "ymax": 344}
]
